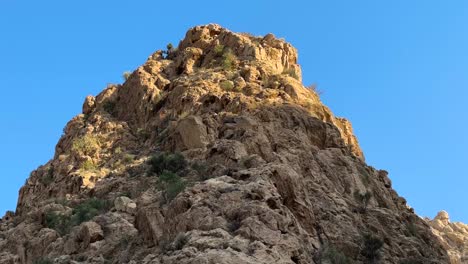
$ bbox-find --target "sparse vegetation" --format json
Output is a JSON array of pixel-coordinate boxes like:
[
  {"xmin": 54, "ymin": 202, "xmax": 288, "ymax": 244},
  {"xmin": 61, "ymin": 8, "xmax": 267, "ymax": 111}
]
[
  {"xmin": 405, "ymin": 222, "xmax": 418, "ymax": 237},
  {"xmin": 40, "ymin": 167, "xmax": 54, "ymax": 185},
  {"xmin": 72, "ymin": 135, "xmax": 100, "ymax": 156},
  {"xmin": 173, "ymin": 233, "xmax": 189, "ymax": 250},
  {"xmin": 357, "ymin": 165, "xmax": 371, "ymax": 187},
  {"xmin": 220, "ymin": 80, "xmax": 235, "ymax": 91},
  {"xmin": 136, "ymin": 128, "xmax": 151, "ymax": 141},
  {"xmin": 282, "ymin": 68, "xmax": 299, "ymax": 80},
  {"xmin": 227, "ymin": 211, "xmax": 243, "ymax": 233},
  {"xmin": 44, "ymin": 211, "xmax": 72, "ymax": 235},
  {"xmin": 119, "ymin": 235, "xmax": 132, "ymax": 248},
  {"xmin": 167, "ymin": 43, "xmax": 174, "ymax": 52},
  {"xmin": 192, "ymin": 162, "xmax": 209, "ymax": 181},
  {"xmin": 361, "ymin": 233, "xmax": 383, "ymax": 263},
  {"xmin": 33, "ymin": 258, "xmax": 53, "ymax": 264},
  {"xmin": 149, "ymin": 152, "xmax": 188, "ymax": 175},
  {"xmin": 54, "ymin": 198, "xmax": 69, "ymax": 206},
  {"xmin": 221, "ymin": 48, "xmax": 236, "ymax": 70},
  {"xmin": 354, "ymin": 190, "xmax": 372, "ymax": 213},
  {"xmin": 240, "ymin": 32, "xmax": 261, "ymax": 45},
  {"xmin": 103, "ymin": 101, "xmax": 116, "ymax": 116},
  {"xmin": 80, "ymin": 159, "xmax": 98, "ymax": 171},
  {"xmin": 158, "ymin": 171, "xmax": 187, "ymax": 202},
  {"xmin": 399, "ymin": 258, "xmax": 425, "ymax": 264},
  {"xmin": 148, "ymin": 152, "xmax": 190, "ymax": 202},
  {"xmin": 44, "ymin": 198, "xmax": 110, "ymax": 235},
  {"xmin": 123, "ymin": 154, "xmax": 135, "ymax": 164},
  {"xmin": 72, "ymin": 198, "xmax": 110, "ymax": 225},
  {"xmin": 320, "ymin": 245, "xmax": 352, "ymax": 264},
  {"xmin": 114, "ymin": 147, "xmax": 122, "ymax": 155},
  {"xmin": 160, "ymin": 232, "xmax": 189, "ymax": 252},
  {"xmin": 214, "ymin": 44, "xmax": 225, "ymax": 56},
  {"xmin": 211, "ymin": 44, "xmax": 236, "ymax": 70},
  {"xmin": 163, "ymin": 43, "xmax": 175, "ymax": 58},
  {"xmin": 123, "ymin": 71, "xmax": 132, "ymax": 81}
]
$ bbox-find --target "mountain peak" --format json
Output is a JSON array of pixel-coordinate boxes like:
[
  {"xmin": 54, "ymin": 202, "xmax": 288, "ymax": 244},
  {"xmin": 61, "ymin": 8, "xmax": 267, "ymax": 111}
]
[
  {"xmin": 427, "ymin": 211, "xmax": 468, "ymax": 262},
  {"xmin": 176, "ymin": 24, "xmax": 301, "ymax": 80},
  {"xmin": 0, "ymin": 25, "xmax": 451, "ymax": 264}
]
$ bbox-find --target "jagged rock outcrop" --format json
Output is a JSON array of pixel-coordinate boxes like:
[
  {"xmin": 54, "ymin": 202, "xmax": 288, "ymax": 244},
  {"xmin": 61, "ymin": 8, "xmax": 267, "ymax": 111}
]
[
  {"xmin": 426, "ymin": 211, "xmax": 468, "ymax": 263},
  {"xmin": 0, "ymin": 24, "xmax": 450, "ymax": 263}
]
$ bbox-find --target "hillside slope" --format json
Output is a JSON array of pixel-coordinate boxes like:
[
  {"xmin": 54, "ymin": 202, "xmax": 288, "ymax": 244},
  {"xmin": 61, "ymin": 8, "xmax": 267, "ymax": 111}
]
[{"xmin": 0, "ymin": 24, "xmax": 449, "ymax": 264}]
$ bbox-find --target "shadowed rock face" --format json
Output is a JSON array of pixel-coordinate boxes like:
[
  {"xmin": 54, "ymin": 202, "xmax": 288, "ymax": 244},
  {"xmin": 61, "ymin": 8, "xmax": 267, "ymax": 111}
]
[{"xmin": 0, "ymin": 24, "xmax": 449, "ymax": 264}]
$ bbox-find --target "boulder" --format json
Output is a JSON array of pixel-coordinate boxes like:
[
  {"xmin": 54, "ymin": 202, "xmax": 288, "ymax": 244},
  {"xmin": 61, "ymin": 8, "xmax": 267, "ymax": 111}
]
[
  {"xmin": 114, "ymin": 196, "xmax": 137, "ymax": 215},
  {"xmin": 177, "ymin": 116, "xmax": 209, "ymax": 149},
  {"xmin": 82, "ymin": 95, "xmax": 96, "ymax": 115},
  {"xmin": 78, "ymin": 221, "xmax": 104, "ymax": 248}
]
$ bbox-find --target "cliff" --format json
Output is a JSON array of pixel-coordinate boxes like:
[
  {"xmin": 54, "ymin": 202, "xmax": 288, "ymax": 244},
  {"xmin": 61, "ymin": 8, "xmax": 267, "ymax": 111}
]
[{"xmin": 0, "ymin": 24, "xmax": 449, "ymax": 264}]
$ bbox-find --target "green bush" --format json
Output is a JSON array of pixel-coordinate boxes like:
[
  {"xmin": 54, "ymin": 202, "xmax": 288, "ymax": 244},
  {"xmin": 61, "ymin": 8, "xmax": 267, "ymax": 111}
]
[
  {"xmin": 406, "ymin": 222, "xmax": 418, "ymax": 237},
  {"xmin": 321, "ymin": 245, "xmax": 352, "ymax": 264},
  {"xmin": 45, "ymin": 198, "xmax": 110, "ymax": 235},
  {"xmin": 399, "ymin": 258, "xmax": 425, "ymax": 264},
  {"xmin": 33, "ymin": 258, "xmax": 53, "ymax": 264},
  {"xmin": 192, "ymin": 162, "xmax": 209, "ymax": 181},
  {"xmin": 282, "ymin": 68, "xmax": 299, "ymax": 80},
  {"xmin": 361, "ymin": 233, "xmax": 383, "ymax": 262},
  {"xmin": 80, "ymin": 160, "xmax": 97, "ymax": 172},
  {"xmin": 123, "ymin": 154, "xmax": 135, "ymax": 164},
  {"xmin": 220, "ymin": 80, "xmax": 235, "ymax": 91},
  {"xmin": 214, "ymin": 44, "xmax": 225, "ymax": 56},
  {"xmin": 71, "ymin": 198, "xmax": 110, "ymax": 225},
  {"xmin": 167, "ymin": 43, "xmax": 174, "ymax": 51},
  {"xmin": 221, "ymin": 48, "xmax": 236, "ymax": 70},
  {"xmin": 72, "ymin": 135, "xmax": 100, "ymax": 156},
  {"xmin": 149, "ymin": 152, "xmax": 187, "ymax": 174},
  {"xmin": 159, "ymin": 171, "xmax": 187, "ymax": 201},
  {"xmin": 40, "ymin": 167, "xmax": 54, "ymax": 185},
  {"xmin": 45, "ymin": 211, "xmax": 72, "ymax": 235}
]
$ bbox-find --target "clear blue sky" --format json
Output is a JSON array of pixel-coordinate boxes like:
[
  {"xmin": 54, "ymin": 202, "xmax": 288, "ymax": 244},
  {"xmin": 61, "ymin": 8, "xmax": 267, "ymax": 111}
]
[{"xmin": 1, "ymin": 1, "xmax": 467, "ymax": 222}]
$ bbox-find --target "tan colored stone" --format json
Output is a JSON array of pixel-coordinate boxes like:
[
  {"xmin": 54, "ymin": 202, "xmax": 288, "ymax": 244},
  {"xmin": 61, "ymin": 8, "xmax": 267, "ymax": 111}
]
[
  {"xmin": 82, "ymin": 95, "xmax": 95, "ymax": 115},
  {"xmin": 177, "ymin": 116, "xmax": 209, "ymax": 149},
  {"xmin": 115, "ymin": 196, "xmax": 137, "ymax": 215},
  {"xmin": 78, "ymin": 221, "xmax": 104, "ymax": 248},
  {"xmin": 427, "ymin": 211, "xmax": 468, "ymax": 263}
]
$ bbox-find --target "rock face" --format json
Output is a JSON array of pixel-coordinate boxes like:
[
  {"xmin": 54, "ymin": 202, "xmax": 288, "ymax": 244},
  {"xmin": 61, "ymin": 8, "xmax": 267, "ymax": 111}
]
[
  {"xmin": 427, "ymin": 211, "xmax": 468, "ymax": 263},
  {"xmin": 0, "ymin": 24, "xmax": 451, "ymax": 263},
  {"xmin": 114, "ymin": 196, "xmax": 137, "ymax": 215}
]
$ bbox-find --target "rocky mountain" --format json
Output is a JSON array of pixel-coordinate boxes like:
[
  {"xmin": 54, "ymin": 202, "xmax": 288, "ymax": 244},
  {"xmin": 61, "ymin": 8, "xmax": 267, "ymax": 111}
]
[
  {"xmin": 427, "ymin": 211, "xmax": 468, "ymax": 263},
  {"xmin": 0, "ymin": 24, "xmax": 453, "ymax": 263}
]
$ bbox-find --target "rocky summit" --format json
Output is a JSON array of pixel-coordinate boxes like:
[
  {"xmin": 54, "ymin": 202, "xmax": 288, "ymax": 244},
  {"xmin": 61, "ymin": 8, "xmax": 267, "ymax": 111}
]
[
  {"xmin": 427, "ymin": 211, "xmax": 468, "ymax": 263},
  {"xmin": 0, "ymin": 24, "xmax": 456, "ymax": 263}
]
